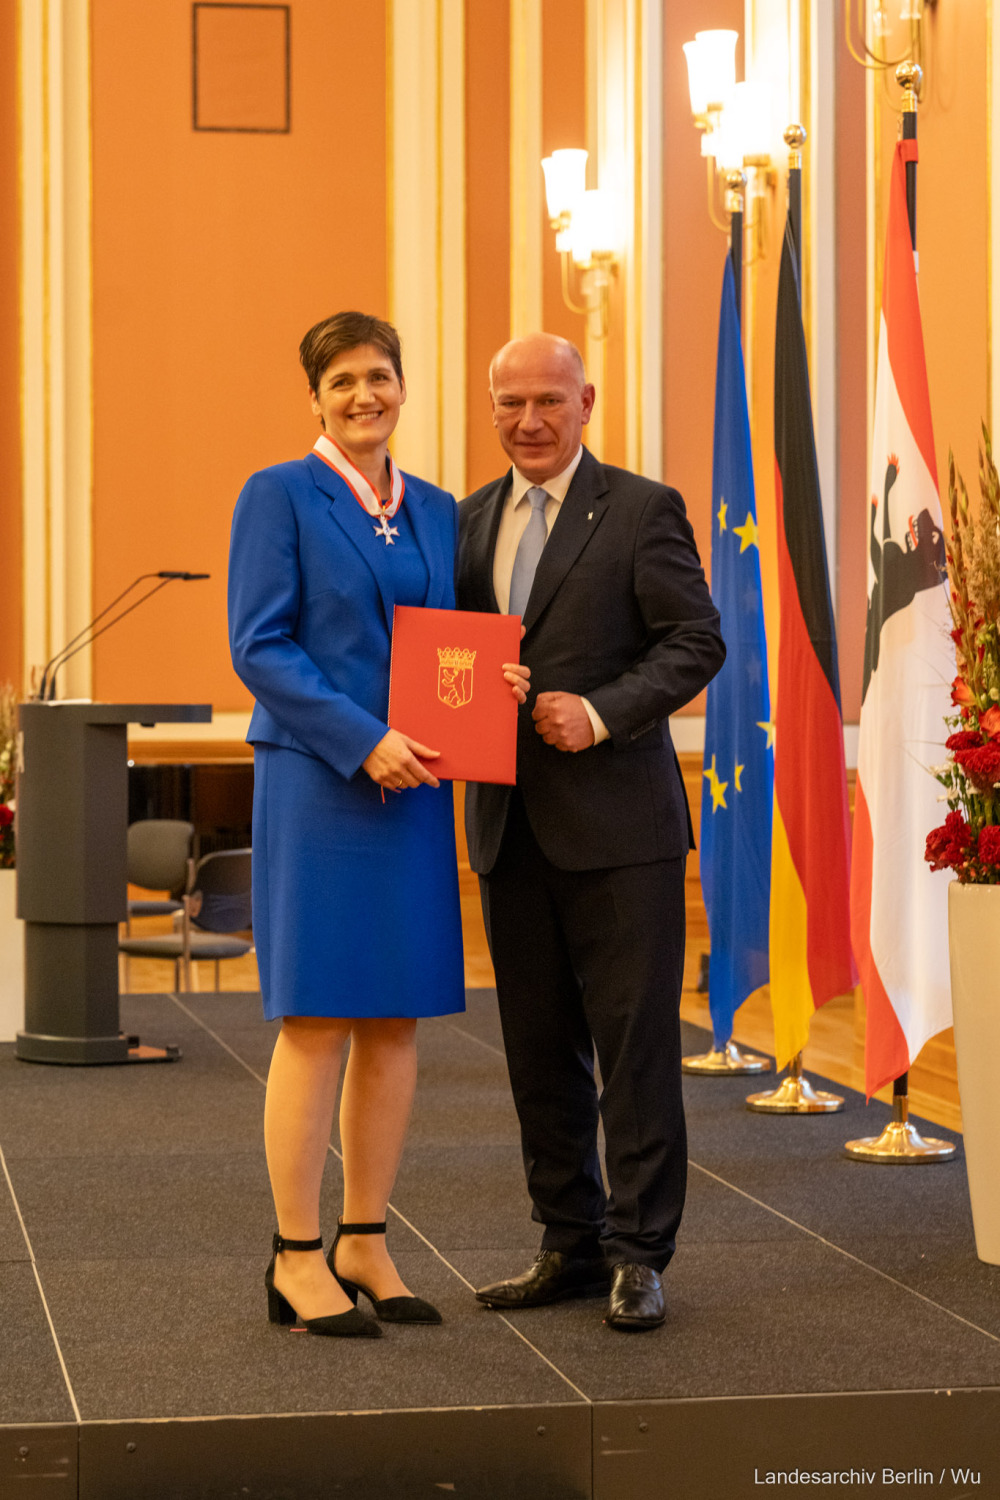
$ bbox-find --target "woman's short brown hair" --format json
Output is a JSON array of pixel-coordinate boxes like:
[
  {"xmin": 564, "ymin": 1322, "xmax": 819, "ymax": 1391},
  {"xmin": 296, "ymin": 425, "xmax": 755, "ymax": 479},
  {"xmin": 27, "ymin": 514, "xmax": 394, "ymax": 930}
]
[{"xmin": 299, "ymin": 311, "xmax": 403, "ymax": 392}]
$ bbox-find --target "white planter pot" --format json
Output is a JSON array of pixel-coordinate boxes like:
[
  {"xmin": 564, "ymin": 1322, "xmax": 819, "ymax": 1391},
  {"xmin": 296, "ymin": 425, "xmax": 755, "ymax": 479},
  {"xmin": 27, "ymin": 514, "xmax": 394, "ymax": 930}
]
[
  {"xmin": 948, "ymin": 880, "xmax": 1000, "ymax": 1265},
  {"xmin": 0, "ymin": 867, "xmax": 24, "ymax": 1043}
]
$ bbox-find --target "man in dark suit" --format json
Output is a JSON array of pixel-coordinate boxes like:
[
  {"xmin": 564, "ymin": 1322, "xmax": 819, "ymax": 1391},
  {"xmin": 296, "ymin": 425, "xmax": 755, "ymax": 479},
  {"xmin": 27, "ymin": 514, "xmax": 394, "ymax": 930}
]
[{"xmin": 457, "ymin": 333, "xmax": 724, "ymax": 1331}]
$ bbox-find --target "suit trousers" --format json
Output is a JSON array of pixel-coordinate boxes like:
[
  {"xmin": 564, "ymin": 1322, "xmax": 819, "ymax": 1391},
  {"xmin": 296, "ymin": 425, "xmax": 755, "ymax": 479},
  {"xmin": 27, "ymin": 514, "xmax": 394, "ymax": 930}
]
[{"xmin": 479, "ymin": 791, "xmax": 688, "ymax": 1271}]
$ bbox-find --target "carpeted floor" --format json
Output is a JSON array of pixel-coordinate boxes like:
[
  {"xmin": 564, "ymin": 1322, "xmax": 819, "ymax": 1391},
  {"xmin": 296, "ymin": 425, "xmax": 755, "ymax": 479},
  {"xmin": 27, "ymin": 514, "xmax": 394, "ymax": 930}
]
[{"xmin": 1, "ymin": 988, "xmax": 998, "ymax": 1430}]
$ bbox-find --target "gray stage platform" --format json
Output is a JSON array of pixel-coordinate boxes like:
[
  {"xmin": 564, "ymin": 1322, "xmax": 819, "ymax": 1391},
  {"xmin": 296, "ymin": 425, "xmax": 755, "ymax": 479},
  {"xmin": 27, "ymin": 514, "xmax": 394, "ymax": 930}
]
[{"xmin": 1, "ymin": 990, "xmax": 998, "ymax": 1499}]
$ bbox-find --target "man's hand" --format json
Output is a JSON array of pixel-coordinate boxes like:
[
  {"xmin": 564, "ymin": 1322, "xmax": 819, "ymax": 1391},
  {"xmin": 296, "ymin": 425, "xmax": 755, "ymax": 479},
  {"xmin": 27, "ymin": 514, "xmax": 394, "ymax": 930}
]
[
  {"xmin": 503, "ymin": 661, "xmax": 531, "ymax": 703},
  {"xmin": 532, "ymin": 692, "xmax": 595, "ymax": 752}
]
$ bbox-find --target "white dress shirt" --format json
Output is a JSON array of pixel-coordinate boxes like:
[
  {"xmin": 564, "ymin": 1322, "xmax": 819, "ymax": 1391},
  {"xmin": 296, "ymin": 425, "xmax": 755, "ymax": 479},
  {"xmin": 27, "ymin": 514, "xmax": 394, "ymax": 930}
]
[{"xmin": 492, "ymin": 447, "xmax": 608, "ymax": 747}]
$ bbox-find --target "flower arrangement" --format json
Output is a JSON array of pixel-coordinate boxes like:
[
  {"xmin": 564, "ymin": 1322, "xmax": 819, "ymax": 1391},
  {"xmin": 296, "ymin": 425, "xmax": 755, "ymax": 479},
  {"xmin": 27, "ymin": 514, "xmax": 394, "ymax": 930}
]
[
  {"xmin": 0, "ymin": 683, "xmax": 16, "ymax": 869},
  {"xmin": 925, "ymin": 426, "xmax": 1000, "ymax": 883}
]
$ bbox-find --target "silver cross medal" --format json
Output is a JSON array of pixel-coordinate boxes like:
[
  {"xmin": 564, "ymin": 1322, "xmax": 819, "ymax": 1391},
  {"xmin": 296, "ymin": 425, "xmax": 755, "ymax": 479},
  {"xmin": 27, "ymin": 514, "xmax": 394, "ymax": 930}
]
[{"xmin": 373, "ymin": 513, "xmax": 399, "ymax": 545}]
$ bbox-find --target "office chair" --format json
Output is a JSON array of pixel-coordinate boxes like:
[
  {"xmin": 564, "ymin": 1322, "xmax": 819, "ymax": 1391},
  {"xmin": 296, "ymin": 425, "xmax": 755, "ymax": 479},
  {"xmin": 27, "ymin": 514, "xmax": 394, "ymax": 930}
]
[{"xmin": 119, "ymin": 848, "xmax": 253, "ymax": 992}]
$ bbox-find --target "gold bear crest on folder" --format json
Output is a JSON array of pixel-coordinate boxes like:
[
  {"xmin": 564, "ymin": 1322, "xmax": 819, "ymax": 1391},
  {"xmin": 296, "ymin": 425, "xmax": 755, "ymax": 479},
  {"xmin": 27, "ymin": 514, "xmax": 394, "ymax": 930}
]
[{"xmin": 437, "ymin": 646, "xmax": 476, "ymax": 709}]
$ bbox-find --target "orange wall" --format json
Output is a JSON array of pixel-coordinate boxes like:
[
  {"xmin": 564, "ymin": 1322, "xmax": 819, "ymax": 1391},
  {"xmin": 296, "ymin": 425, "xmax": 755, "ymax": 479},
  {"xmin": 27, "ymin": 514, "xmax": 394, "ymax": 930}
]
[
  {"xmin": 663, "ymin": 1, "xmax": 744, "ymax": 715},
  {"xmin": 0, "ymin": 5, "xmax": 21, "ymax": 690},
  {"xmin": 875, "ymin": 6, "xmax": 989, "ymax": 509},
  {"xmin": 465, "ymin": 0, "xmax": 510, "ymax": 493},
  {"xmin": 91, "ymin": 0, "xmax": 388, "ymax": 710}
]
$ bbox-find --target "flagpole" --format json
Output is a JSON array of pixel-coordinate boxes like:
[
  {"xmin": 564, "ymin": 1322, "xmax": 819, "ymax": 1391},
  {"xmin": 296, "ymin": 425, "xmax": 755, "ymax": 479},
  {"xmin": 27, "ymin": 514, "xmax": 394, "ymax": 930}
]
[
  {"xmin": 844, "ymin": 60, "xmax": 955, "ymax": 1165},
  {"xmin": 683, "ymin": 166, "xmax": 771, "ymax": 1080},
  {"xmin": 784, "ymin": 123, "xmax": 806, "ymax": 284},
  {"xmin": 745, "ymin": 121, "xmax": 845, "ymax": 1117},
  {"xmin": 727, "ymin": 169, "xmax": 745, "ymax": 328}
]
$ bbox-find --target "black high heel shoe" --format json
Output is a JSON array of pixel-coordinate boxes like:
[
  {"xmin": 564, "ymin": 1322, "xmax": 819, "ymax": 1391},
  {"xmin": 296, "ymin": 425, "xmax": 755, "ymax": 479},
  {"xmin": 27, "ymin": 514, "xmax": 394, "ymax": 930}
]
[
  {"xmin": 329, "ymin": 1218, "xmax": 443, "ymax": 1324},
  {"xmin": 265, "ymin": 1233, "xmax": 381, "ymax": 1337}
]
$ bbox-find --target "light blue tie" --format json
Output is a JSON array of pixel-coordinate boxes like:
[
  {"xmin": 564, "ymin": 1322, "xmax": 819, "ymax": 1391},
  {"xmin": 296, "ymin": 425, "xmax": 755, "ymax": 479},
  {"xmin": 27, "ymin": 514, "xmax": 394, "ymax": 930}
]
[{"xmin": 508, "ymin": 486, "xmax": 549, "ymax": 617}]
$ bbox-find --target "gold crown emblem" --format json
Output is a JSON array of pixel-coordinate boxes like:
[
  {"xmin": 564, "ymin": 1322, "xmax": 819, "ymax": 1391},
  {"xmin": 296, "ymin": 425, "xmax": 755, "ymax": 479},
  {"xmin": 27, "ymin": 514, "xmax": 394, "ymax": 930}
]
[{"xmin": 437, "ymin": 646, "xmax": 477, "ymax": 670}]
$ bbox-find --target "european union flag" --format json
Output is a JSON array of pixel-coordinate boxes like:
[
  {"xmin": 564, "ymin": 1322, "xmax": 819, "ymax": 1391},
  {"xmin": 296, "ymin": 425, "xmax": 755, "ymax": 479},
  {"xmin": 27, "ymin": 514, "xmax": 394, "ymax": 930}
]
[{"xmin": 700, "ymin": 256, "xmax": 773, "ymax": 1047}]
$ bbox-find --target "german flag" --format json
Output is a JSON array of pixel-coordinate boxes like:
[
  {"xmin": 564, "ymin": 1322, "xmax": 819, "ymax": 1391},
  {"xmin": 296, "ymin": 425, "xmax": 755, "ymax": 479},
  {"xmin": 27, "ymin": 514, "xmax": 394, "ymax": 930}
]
[{"xmin": 770, "ymin": 219, "xmax": 856, "ymax": 1067}]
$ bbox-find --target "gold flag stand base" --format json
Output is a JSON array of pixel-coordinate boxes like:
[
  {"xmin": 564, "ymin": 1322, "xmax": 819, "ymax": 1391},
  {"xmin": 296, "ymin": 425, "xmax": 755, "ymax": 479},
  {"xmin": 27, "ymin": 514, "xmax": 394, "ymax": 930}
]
[
  {"xmin": 746, "ymin": 1051, "xmax": 844, "ymax": 1113},
  {"xmin": 682, "ymin": 1040, "xmax": 772, "ymax": 1075},
  {"xmin": 844, "ymin": 1092, "xmax": 956, "ymax": 1164}
]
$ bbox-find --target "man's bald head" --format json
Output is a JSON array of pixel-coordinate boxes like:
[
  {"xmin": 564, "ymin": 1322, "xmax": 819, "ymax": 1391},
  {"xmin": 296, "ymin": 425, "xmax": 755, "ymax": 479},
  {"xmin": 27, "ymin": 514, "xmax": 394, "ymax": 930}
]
[
  {"xmin": 489, "ymin": 333, "xmax": 586, "ymax": 395},
  {"xmin": 488, "ymin": 333, "xmax": 595, "ymax": 484}
]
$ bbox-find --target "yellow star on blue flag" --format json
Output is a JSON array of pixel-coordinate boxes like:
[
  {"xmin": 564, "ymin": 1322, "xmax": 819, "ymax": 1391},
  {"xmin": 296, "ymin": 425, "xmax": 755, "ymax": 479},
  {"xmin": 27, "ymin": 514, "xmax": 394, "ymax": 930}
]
[{"xmin": 733, "ymin": 512, "xmax": 758, "ymax": 553}]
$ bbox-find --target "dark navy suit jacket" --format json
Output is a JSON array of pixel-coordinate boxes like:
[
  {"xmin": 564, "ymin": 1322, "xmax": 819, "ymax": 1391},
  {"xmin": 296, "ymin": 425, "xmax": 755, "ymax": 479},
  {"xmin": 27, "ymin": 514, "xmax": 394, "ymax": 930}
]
[{"xmin": 457, "ymin": 447, "xmax": 724, "ymax": 873}]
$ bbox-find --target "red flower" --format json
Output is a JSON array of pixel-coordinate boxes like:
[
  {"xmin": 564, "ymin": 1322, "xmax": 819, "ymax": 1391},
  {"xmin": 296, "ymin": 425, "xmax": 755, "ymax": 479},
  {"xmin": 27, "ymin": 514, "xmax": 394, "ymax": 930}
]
[
  {"xmin": 925, "ymin": 810, "xmax": 973, "ymax": 872},
  {"xmin": 0, "ymin": 804, "xmax": 12, "ymax": 828},
  {"xmin": 980, "ymin": 705, "xmax": 1000, "ymax": 740},
  {"xmin": 954, "ymin": 742, "xmax": 1000, "ymax": 792},
  {"xmin": 951, "ymin": 627, "xmax": 964, "ymax": 645},
  {"xmin": 946, "ymin": 730, "xmax": 983, "ymax": 752},
  {"xmin": 952, "ymin": 676, "xmax": 976, "ymax": 706},
  {"xmin": 977, "ymin": 825, "xmax": 1000, "ymax": 869}
]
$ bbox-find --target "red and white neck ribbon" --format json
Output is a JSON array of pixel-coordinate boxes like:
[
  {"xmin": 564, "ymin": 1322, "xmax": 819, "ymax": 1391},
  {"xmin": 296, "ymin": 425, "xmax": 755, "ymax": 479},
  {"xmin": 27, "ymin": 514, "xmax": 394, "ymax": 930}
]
[{"xmin": 313, "ymin": 432, "xmax": 405, "ymax": 517}]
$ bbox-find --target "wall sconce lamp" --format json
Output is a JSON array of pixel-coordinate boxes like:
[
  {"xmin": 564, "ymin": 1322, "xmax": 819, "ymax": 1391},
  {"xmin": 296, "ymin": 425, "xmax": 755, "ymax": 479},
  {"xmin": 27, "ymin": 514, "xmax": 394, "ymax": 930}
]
[
  {"xmin": 845, "ymin": 0, "xmax": 938, "ymax": 81},
  {"xmin": 541, "ymin": 149, "xmax": 623, "ymax": 340},
  {"xmin": 682, "ymin": 33, "xmax": 776, "ymax": 262}
]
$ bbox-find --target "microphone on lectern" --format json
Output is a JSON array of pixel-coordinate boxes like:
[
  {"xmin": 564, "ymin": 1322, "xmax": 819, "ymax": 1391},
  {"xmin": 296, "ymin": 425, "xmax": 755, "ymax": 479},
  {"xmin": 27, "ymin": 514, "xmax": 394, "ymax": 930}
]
[{"xmin": 36, "ymin": 571, "xmax": 211, "ymax": 702}]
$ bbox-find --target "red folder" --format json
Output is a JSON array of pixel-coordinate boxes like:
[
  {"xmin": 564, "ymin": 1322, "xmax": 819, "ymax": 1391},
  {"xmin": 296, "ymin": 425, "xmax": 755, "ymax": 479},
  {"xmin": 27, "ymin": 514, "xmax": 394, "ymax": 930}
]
[{"xmin": 388, "ymin": 606, "xmax": 521, "ymax": 784}]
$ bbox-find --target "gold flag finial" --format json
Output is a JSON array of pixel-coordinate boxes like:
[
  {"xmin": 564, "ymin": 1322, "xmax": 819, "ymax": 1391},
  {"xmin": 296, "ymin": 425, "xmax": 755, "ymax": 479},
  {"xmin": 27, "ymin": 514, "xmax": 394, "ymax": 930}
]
[
  {"xmin": 896, "ymin": 61, "xmax": 923, "ymax": 113},
  {"xmin": 783, "ymin": 123, "xmax": 807, "ymax": 171},
  {"xmin": 724, "ymin": 168, "xmax": 746, "ymax": 216}
]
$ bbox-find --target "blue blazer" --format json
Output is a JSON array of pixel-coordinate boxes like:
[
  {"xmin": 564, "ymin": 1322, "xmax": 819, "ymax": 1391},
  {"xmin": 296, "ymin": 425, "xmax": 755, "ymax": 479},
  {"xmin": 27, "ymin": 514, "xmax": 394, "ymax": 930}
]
[{"xmin": 229, "ymin": 452, "xmax": 458, "ymax": 777}]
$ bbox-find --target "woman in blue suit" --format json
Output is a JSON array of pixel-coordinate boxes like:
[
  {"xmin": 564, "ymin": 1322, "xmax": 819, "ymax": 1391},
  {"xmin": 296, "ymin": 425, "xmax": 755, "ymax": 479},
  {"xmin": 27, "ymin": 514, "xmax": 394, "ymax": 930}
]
[{"xmin": 229, "ymin": 311, "xmax": 527, "ymax": 1338}]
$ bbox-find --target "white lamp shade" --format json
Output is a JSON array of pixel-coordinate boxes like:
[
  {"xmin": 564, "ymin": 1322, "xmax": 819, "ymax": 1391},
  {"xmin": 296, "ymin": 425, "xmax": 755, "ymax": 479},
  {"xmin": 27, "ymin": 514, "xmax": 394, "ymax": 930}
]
[
  {"xmin": 541, "ymin": 149, "xmax": 588, "ymax": 221},
  {"xmin": 683, "ymin": 30, "xmax": 738, "ymax": 115},
  {"xmin": 569, "ymin": 189, "xmax": 623, "ymax": 266},
  {"xmin": 710, "ymin": 105, "xmax": 742, "ymax": 173},
  {"xmin": 730, "ymin": 80, "xmax": 772, "ymax": 162}
]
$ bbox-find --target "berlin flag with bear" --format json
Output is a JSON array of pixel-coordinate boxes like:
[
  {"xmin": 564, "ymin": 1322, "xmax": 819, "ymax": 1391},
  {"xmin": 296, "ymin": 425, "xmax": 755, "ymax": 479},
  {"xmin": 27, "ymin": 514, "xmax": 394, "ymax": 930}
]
[{"xmin": 850, "ymin": 136, "xmax": 955, "ymax": 1098}]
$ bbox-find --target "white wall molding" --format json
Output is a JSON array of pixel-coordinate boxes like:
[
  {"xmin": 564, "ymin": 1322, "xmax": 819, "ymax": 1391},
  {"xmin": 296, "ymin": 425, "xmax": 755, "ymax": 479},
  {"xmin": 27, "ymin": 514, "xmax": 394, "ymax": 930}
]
[
  {"xmin": 991, "ymin": 0, "xmax": 999, "ymax": 442},
  {"xmin": 388, "ymin": 0, "xmax": 466, "ymax": 492},
  {"xmin": 669, "ymin": 714, "xmax": 859, "ymax": 769},
  {"xmin": 19, "ymin": 0, "xmax": 92, "ymax": 697}
]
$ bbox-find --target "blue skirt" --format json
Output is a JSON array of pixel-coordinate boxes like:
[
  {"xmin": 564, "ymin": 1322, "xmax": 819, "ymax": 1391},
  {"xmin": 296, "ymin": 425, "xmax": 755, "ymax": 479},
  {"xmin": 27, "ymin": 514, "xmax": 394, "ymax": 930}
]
[{"xmin": 251, "ymin": 744, "xmax": 465, "ymax": 1021}]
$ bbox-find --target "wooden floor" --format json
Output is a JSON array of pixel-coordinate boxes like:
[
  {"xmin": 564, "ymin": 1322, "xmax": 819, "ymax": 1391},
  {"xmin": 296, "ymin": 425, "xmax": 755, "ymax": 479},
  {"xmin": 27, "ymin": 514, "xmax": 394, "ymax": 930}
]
[{"xmin": 123, "ymin": 761, "xmax": 962, "ymax": 1134}]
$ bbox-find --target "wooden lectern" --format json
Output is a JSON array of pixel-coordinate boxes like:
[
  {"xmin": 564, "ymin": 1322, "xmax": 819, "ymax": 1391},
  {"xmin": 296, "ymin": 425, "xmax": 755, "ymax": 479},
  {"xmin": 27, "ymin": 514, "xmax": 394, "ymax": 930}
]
[{"xmin": 15, "ymin": 701, "xmax": 212, "ymax": 1064}]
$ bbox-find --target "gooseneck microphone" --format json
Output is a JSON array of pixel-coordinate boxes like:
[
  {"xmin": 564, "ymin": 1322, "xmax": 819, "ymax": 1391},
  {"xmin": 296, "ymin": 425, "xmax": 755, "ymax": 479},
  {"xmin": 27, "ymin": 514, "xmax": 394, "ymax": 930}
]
[{"xmin": 36, "ymin": 571, "xmax": 211, "ymax": 701}]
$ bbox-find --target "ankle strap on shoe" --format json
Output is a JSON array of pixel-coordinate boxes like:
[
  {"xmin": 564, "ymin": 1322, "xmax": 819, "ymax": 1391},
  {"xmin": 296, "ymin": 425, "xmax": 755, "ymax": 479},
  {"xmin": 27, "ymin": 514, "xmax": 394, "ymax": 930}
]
[
  {"xmin": 273, "ymin": 1233, "xmax": 323, "ymax": 1253},
  {"xmin": 337, "ymin": 1220, "xmax": 387, "ymax": 1235}
]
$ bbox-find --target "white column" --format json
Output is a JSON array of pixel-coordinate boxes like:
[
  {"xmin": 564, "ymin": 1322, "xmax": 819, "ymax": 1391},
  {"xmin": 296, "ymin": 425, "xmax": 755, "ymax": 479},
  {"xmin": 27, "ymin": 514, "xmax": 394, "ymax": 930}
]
[
  {"xmin": 810, "ymin": 0, "xmax": 838, "ymax": 586},
  {"xmin": 439, "ymin": 0, "xmax": 467, "ymax": 499},
  {"xmin": 638, "ymin": 0, "xmax": 663, "ymax": 482},
  {"xmin": 509, "ymin": 0, "xmax": 543, "ymax": 340},
  {"xmin": 388, "ymin": 0, "xmax": 466, "ymax": 493},
  {"xmin": 584, "ymin": 0, "xmax": 604, "ymax": 457},
  {"xmin": 747, "ymin": 0, "xmax": 836, "ymax": 576},
  {"xmin": 19, "ymin": 0, "xmax": 92, "ymax": 697}
]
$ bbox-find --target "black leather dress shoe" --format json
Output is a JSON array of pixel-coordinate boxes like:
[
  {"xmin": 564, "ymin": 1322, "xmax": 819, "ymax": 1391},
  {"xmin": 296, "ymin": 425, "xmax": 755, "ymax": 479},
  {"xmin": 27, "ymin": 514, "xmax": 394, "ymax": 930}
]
[
  {"xmin": 475, "ymin": 1251, "xmax": 610, "ymax": 1309},
  {"xmin": 605, "ymin": 1263, "xmax": 665, "ymax": 1331}
]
